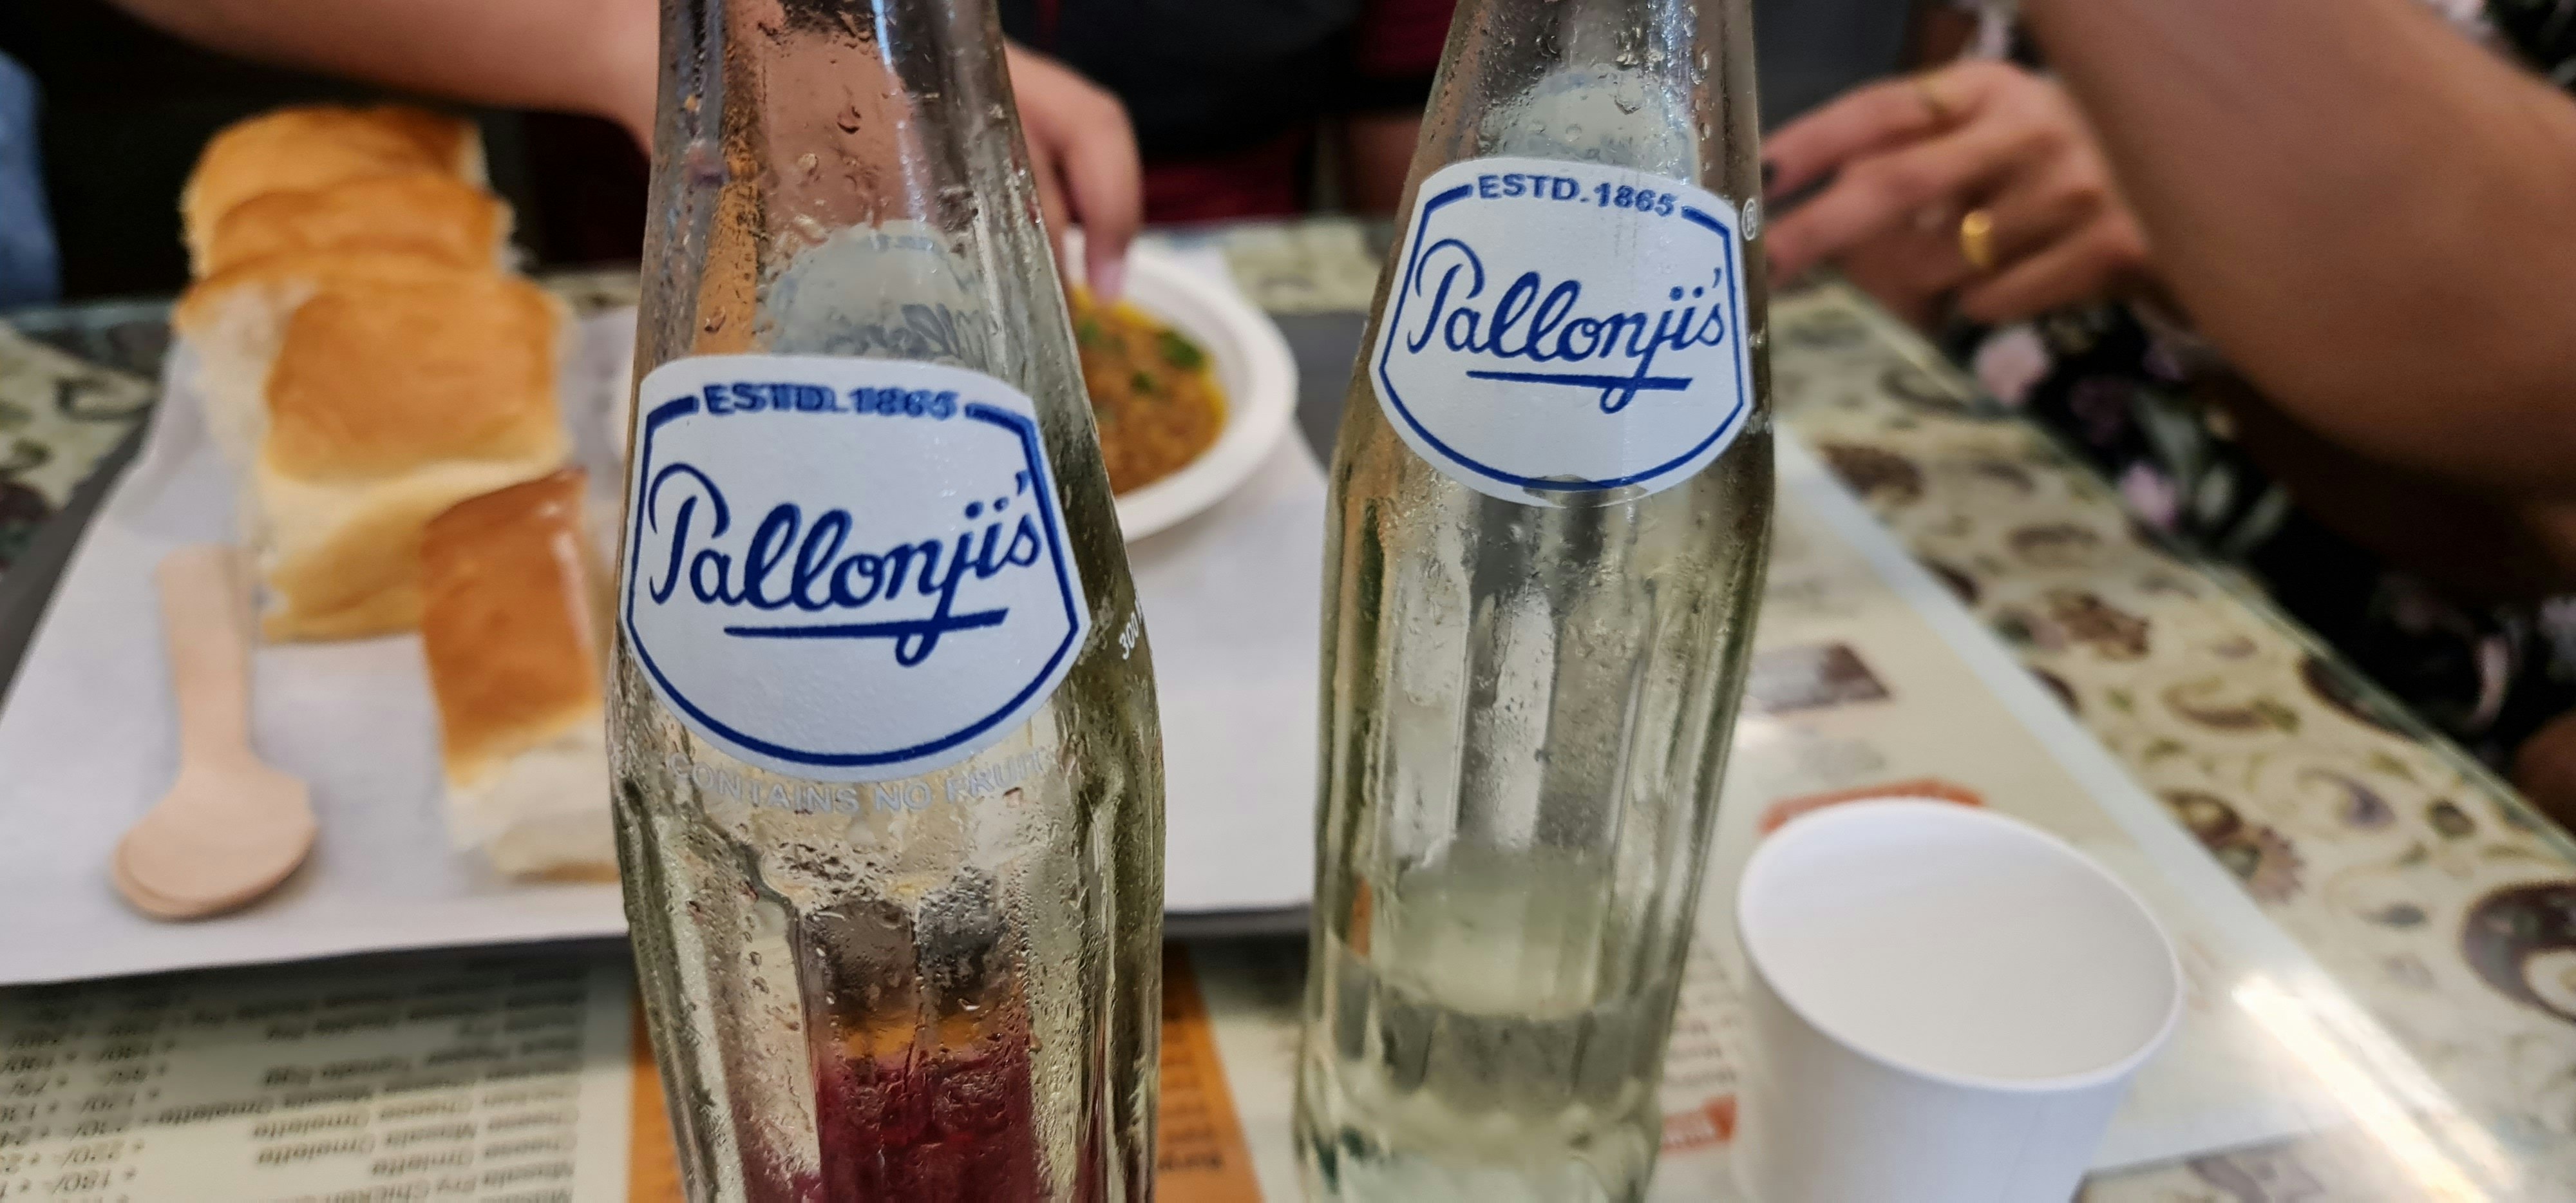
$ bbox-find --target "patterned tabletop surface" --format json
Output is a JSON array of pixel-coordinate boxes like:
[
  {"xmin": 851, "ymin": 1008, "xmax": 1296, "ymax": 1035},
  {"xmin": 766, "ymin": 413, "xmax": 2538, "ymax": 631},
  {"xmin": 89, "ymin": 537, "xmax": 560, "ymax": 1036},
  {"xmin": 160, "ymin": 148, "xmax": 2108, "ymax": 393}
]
[
  {"xmin": 1763, "ymin": 288, "xmax": 2576, "ymax": 1200},
  {"xmin": 4, "ymin": 222, "xmax": 2573, "ymax": 1199}
]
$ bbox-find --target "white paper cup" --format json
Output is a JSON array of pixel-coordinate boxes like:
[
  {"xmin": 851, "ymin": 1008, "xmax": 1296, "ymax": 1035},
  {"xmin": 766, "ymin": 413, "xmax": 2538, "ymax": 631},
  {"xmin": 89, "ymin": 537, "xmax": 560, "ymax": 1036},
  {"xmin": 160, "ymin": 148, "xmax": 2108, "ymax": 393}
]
[{"xmin": 1733, "ymin": 800, "xmax": 2181, "ymax": 1203}]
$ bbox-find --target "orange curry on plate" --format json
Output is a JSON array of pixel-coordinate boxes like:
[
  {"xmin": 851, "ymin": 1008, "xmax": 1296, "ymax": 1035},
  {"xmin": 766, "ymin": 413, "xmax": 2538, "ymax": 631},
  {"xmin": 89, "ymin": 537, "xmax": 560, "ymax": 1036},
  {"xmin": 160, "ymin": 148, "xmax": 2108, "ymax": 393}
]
[{"xmin": 1072, "ymin": 290, "xmax": 1227, "ymax": 494}]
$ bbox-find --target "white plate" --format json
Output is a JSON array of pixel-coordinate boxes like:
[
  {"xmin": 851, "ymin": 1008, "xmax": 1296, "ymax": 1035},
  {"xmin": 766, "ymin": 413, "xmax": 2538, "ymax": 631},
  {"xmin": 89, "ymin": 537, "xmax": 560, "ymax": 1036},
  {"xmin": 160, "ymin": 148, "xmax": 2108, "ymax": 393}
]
[
  {"xmin": 1088, "ymin": 245, "xmax": 1300, "ymax": 541},
  {"xmin": 0, "ymin": 263, "xmax": 1319, "ymax": 984}
]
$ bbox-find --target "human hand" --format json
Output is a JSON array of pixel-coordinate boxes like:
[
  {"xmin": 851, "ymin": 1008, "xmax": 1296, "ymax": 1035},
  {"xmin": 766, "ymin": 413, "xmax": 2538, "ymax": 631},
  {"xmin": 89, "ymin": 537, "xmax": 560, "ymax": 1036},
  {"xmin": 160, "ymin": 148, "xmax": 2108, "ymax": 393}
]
[
  {"xmin": 1007, "ymin": 43, "xmax": 1143, "ymax": 298},
  {"xmin": 1764, "ymin": 61, "xmax": 2150, "ymax": 325},
  {"xmin": 592, "ymin": 0, "xmax": 659, "ymax": 148},
  {"xmin": 599, "ymin": 30, "xmax": 1141, "ymax": 297}
]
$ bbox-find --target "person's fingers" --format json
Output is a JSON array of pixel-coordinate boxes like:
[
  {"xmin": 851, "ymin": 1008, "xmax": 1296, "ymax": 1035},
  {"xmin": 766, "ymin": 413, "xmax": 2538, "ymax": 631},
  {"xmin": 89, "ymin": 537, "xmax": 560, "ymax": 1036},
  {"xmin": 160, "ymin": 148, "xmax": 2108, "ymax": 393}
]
[
  {"xmin": 1006, "ymin": 43, "xmax": 1142, "ymax": 298},
  {"xmin": 1866, "ymin": 224, "xmax": 1985, "ymax": 298},
  {"xmin": 1841, "ymin": 225, "xmax": 1984, "ymax": 329},
  {"xmin": 1763, "ymin": 61, "xmax": 2031, "ymax": 197},
  {"xmin": 1973, "ymin": 143, "xmax": 2132, "ymax": 269},
  {"xmin": 1957, "ymin": 215, "xmax": 2150, "ymax": 325},
  {"xmin": 1059, "ymin": 97, "xmax": 1142, "ymax": 299},
  {"xmin": 1976, "ymin": 174, "xmax": 2097, "ymax": 270},
  {"xmin": 1767, "ymin": 111, "xmax": 2058, "ymax": 281},
  {"xmin": 1763, "ymin": 78, "xmax": 1955, "ymax": 200}
]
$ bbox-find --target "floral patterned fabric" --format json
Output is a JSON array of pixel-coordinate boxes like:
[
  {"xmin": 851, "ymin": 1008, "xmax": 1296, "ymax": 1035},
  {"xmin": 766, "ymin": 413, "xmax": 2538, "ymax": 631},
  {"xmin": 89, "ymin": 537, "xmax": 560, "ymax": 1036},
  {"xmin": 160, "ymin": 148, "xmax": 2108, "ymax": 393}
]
[{"xmin": 1964, "ymin": 0, "xmax": 2576, "ymax": 771}]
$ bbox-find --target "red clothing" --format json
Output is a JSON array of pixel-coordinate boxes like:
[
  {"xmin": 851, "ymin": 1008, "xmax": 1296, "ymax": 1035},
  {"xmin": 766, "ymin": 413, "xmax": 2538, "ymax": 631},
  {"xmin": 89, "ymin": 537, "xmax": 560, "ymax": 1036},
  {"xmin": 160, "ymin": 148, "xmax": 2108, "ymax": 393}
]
[
  {"xmin": 1144, "ymin": 130, "xmax": 1312, "ymax": 224},
  {"xmin": 1352, "ymin": 0, "xmax": 1457, "ymax": 80}
]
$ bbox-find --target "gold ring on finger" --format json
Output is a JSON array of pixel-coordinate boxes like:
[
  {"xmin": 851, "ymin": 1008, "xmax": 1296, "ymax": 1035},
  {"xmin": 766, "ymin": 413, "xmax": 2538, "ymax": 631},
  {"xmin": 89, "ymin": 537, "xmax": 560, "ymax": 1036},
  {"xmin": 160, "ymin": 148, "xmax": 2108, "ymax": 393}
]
[{"xmin": 1958, "ymin": 209, "xmax": 1999, "ymax": 274}]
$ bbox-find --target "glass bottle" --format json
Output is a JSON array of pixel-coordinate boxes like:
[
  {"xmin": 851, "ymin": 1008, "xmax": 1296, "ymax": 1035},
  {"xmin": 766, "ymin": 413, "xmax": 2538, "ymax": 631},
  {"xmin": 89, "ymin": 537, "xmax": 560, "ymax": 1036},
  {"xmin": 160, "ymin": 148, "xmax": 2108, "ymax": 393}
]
[
  {"xmin": 610, "ymin": 1, "xmax": 1163, "ymax": 1199},
  {"xmin": 1295, "ymin": 0, "xmax": 1771, "ymax": 1199}
]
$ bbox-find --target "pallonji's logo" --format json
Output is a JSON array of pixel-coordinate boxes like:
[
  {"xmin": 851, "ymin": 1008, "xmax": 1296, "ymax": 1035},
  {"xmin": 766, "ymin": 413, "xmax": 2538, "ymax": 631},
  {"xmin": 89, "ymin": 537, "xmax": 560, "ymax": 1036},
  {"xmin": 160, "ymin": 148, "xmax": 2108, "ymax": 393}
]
[
  {"xmin": 1374, "ymin": 156, "xmax": 1754, "ymax": 505},
  {"xmin": 621, "ymin": 355, "xmax": 1088, "ymax": 782}
]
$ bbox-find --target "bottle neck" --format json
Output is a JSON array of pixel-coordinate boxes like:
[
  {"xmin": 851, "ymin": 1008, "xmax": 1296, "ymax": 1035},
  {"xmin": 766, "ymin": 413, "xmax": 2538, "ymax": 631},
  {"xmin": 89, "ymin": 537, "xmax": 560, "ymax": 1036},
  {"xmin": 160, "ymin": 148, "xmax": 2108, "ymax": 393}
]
[
  {"xmin": 647, "ymin": 0, "xmax": 1054, "ymax": 366},
  {"xmin": 1410, "ymin": 0, "xmax": 1759, "ymax": 204}
]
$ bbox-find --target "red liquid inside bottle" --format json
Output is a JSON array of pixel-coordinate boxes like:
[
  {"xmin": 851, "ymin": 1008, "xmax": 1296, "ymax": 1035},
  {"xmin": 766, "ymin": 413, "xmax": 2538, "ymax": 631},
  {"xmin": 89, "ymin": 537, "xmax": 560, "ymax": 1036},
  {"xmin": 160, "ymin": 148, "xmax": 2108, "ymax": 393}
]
[{"xmin": 811, "ymin": 1030, "xmax": 1040, "ymax": 1200}]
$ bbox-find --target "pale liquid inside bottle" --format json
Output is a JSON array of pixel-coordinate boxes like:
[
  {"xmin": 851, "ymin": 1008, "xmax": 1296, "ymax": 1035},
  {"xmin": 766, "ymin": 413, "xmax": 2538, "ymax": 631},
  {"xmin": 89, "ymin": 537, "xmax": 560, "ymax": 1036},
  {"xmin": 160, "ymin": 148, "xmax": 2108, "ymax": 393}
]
[
  {"xmin": 1299, "ymin": 35, "xmax": 1772, "ymax": 1203},
  {"xmin": 1312, "ymin": 853, "xmax": 1683, "ymax": 1199}
]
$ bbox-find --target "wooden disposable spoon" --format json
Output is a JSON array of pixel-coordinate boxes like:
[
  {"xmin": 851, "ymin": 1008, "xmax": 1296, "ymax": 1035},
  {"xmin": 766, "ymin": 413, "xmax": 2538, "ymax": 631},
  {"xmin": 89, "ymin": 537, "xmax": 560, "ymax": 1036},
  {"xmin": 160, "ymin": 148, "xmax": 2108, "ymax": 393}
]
[{"xmin": 113, "ymin": 545, "xmax": 315, "ymax": 919}]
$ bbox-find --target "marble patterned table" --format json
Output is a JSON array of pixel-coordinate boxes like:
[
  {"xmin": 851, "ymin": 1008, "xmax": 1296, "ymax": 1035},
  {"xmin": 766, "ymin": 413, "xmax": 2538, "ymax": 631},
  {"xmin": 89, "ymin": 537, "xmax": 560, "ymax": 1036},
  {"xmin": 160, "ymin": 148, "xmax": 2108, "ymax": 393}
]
[{"xmin": 4, "ymin": 222, "xmax": 2572, "ymax": 1200}]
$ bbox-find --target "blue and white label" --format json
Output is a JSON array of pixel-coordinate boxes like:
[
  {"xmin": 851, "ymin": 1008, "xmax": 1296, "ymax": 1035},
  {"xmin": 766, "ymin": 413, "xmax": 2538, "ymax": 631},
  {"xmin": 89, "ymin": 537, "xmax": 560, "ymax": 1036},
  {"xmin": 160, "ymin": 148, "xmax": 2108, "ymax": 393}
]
[
  {"xmin": 1373, "ymin": 156, "xmax": 1755, "ymax": 505},
  {"xmin": 620, "ymin": 354, "xmax": 1090, "ymax": 782}
]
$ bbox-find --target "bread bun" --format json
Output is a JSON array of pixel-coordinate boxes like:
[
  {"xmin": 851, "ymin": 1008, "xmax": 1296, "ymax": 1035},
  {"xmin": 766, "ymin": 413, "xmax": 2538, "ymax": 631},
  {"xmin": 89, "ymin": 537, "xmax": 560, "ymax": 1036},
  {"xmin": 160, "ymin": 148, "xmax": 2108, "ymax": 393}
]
[
  {"xmin": 420, "ymin": 470, "xmax": 615, "ymax": 877},
  {"xmin": 182, "ymin": 105, "xmax": 486, "ymax": 271},
  {"xmin": 177, "ymin": 252, "xmax": 569, "ymax": 640},
  {"xmin": 200, "ymin": 172, "xmax": 511, "ymax": 278}
]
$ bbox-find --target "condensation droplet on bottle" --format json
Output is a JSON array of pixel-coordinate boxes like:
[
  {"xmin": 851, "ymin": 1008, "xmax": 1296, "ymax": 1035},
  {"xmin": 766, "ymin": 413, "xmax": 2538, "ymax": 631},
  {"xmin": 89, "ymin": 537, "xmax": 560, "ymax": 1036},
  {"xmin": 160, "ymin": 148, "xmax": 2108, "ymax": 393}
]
[
  {"xmin": 685, "ymin": 140, "xmax": 726, "ymax": 185},
  {"xmin": 797, "ymin": 152, "xmax": 820, "ymax": 176},
  {"xmin": 704, "ymin": 310, "xmax": 728, "ymax": 334},
  {"xmin": 837, "ymin": 108, "xmax": 863, "ymax": 134}
]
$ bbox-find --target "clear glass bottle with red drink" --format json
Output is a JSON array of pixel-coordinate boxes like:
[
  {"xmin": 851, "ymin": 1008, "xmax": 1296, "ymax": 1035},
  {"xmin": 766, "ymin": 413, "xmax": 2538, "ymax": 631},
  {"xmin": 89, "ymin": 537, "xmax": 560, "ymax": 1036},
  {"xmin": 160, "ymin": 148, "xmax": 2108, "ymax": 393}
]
[{"xmin": 608, "ymin": 1, "xmax": 1163, "ymax": 1199}]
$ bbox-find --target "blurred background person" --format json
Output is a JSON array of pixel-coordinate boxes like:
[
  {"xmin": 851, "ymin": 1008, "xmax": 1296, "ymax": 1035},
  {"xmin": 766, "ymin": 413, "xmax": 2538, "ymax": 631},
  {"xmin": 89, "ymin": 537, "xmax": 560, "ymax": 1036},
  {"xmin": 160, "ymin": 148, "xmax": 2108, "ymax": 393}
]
[
  {"xmin": 1766, "ymin": 0, "xmax": 2576, "ymax": 815},
  {"xmin": 996, "ymin": 0, "xmax": 1446, "ymax": 230},
  {"xmin": 2, "ymin": 0, "xmax": 1965, "ymax": 301},
  {"xmin": 0, "ymin": 0, "xmax": 1147, "ymax": 294}
]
